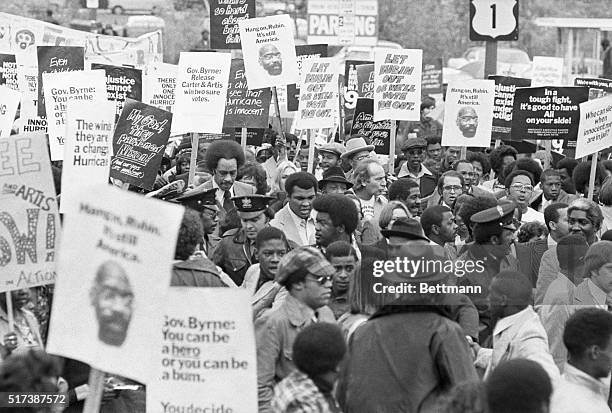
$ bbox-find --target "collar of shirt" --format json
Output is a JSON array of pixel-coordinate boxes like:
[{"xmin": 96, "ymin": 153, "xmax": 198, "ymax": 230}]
[
  {"xmin": 492, "ymin": 305, "xmax": 534, "ymax": 337},
  {"xmin": 212, "ymin": 178, "xmax": 234, "ymax": 204},
  {"xmin": 288, "ymin": 204, "xmax": 315, "ymax": 227},
  {"xmin": 398, "ymin": 162, "xmax": 432, "ymax": 179},
  {"xmin": 547, "ymin": 233, "xmax": 557, "ymax": 247},
  {"xmin": 586, "ymin": 278, "xmax": 608, "ymax": 306},
  {"xmin": 285, "ymin": 294, "xmax": 316, "ymax": 327},
  {"xmin": 563, "ymin": 363, "xmax": 610, "ymax": 398}
]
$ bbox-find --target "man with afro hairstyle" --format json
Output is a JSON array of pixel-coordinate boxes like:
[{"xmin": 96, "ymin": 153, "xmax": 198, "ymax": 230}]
[{"xmin": 572, "ymin": 161, "xmax": 606, "ymax": 203}]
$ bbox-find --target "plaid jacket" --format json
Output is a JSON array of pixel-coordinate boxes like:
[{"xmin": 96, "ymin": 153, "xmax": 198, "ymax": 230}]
[{"xmin": 271, "ymin": 371, "xmax": 337, "ymax": 413}]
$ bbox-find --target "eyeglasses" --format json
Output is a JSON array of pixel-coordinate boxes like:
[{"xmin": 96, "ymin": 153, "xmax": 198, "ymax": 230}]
[
  {"xmin": 309, "ymin": 274, "xmax": 333, "ymax": 285},
  {"xmin": 510, "ymin": 183, "xmax": 534, "ymax": 192},
  {"xmin": 354, "ymin": 154, "xmax": 370, "ymax": 162},
  {"xmin": 443, "ymin": 185, "xmax": 463, "ymax": 192}
]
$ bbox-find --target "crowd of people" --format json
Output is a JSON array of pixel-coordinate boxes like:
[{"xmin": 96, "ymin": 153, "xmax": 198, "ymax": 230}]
[{"xmin": 4, "ymin": 94, "xmax": 612, "ymax": 413}]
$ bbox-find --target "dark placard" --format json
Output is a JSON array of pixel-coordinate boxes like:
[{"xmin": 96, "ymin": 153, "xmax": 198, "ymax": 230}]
[
  {"xmin": 37, "ymin": 46, "xmax": 85, "ymax": 116},
  {"xmin": 92, "ymin": 63, "xmax": 143, "ymax": 120},
  {"xmin": 574, "ymin": 77, "xmax": 612, "ymax": 100},
  {"xmin": 209, "ymin": 0, "xmax": 255, "ymax": 49},
  {"xmin": 421, "ymin": 58, "xmax": 443, "ymax": 95},
  {"xmin": 110, "ymin": 99, "xmax": 172, "ymax": 190},
  {"xmin": 224, "ymin": 59, "xmax": 271, "ymax": 128},
  {"xmin": 0, "ymin": 54, "xmax": 18, "ymax": 90},
  {"xmin": 343, "ymin": 59, "xmax": 372, "ymax": 116},
  {"xmin": 350, "ymin": 97, "xmax": 391, "ymax": 154},
  {"xmin": 489, "ymin": 75, "xmax": 531, "ymax": 140},
  {"xmin": 356, "ymin": 64, "xmax": 374, "ymax": 99},
  {"xmin": 287, "ymin": 44, "xmax": 328, "ymax": 112},
  {"xmin": 511, "ymin": 86, "xmax": 589, "ymax": 142},
  {"xmin": 200, "ymin": 128, "xmax": 264, "ymax": 146}
]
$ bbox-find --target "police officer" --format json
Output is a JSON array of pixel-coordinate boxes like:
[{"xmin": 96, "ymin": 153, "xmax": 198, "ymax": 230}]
[
  {"xmin": 457, "ymin": 201, "xmax": 519, "ymax": 343},
  {"xmin": 175, "ymin": 187, "xmax": 220, "ymax": 258},
  {"xmin": 213, "ymin": 195, "xmax": 274, "ymax": 286}
]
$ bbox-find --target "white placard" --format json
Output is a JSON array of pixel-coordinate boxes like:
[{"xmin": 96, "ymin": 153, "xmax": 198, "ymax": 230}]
[
  {"xmin": 531, "ymin": 56, "xmax": 564, "ymax": 87},
  {"xmin": 296, "ymin": 57, "xmax": 339, "ymax": 129},
  {"xmin": 575, "ymin": 94, "xmax": 612, "ymax": 159},
  {"xmin": 373, "ymin": 48, "xmax": 422, "ymax": 122},
  {"xmin": 147, "ymin": 289, "xmax": 257, "ymax": 413},
  {"xmin": 46, "ymin": 185, "xmax": 183, "ymax": 383},
  {"xmin": 0, "ymin": 85, "xmax": 20, "ymax": 137},
  {"xmin": 144, "ymin": 63, "xmax": 178, "ymax": 114},
  {"xmin": 442, "ymin": 79, "xmax": 495, "ymax": 148},
  {"xmin": 238, "ymin": 14, "xmax": 299, "ymax": 90}
]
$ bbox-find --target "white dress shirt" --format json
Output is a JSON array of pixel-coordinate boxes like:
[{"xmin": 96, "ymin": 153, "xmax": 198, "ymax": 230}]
[
  {"xmin": 550, "ymin": 364, "xmax": 611, "ymax": 413},
  {"xmin": 287, "ymin": 205, "xmax": 315, "ymax": 246}
]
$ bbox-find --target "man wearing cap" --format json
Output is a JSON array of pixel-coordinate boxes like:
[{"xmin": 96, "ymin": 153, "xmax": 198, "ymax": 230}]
[
  {"xmin": 318, "ymin": 166, "xmax": 353, "ymax": 195},
  {"xmin": 255, "ymin": 247, "xmax": 336, "ymax": 413},
  {"xmin": 457, "ymin": 202, "xmax": 519, "ymax": 343},
  {"xmin": 318, "ymin": 142, "xmax": 345, "ymax": 173},
  {"xmin": 396, "ymin": 137, "xmax": 437, "ymax": 199},
  {"xmin": 340, "ymin": 137, "xmax": 374, "ymax": 182},
  {"xmin": 175, "ymin": 186, "xmax": 220, "ymax": 258},
  {"xmin": 213, "ymin": 195, "xmax": 274, "ymax": 285}
]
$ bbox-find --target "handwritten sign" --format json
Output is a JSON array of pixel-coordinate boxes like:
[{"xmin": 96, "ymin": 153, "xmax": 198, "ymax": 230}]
[
  {"xmin": 37, "ymin": 46, "xmax": 85, "ymax": 117},
  {"xmin": 531, "ymin": 56, "xmax": 564, "ymax": 87},
  {"xmin": 110, "ymin": 99, "xmax": 173, "ymax": 190},
  {"xmin": 374, "ymin": 48, "xmax": 422, "ymax": 121},
  {"xmin": 296, "ymin": 57, "xmax": 338, "ymax": 130},
  {"xmin": 287, "ymin": 44, "xmax": 328, "ymax": 112},
  {"xmin": 0, "ymin": 54, "xmax": 18, "ymax": 90},
  {"xmin": 489, "ymin": 75, "xmax": 531, "ymax": 140},
  {"xmin": 575, "ymin": 95, "xmax": 612, "ymax": 159},
  {"xmin": 91, "ymin": 63, "xmax": 143, "ymax": 120},
  {"xmin": 0, "ymin": 133, "xmax": 59, "ymax": 292},
  {"xmin": 210, "ymin": 0, "xmax": 255, "ymax": 49},
  {"xmin": 224, "ymin": 58, "xmax": 271, "ymax": 129},
  {"xmin": 0, "ymin": 86, "xmax": 20, "ymax": 137},
  {"xmin": 350, "ymin": 97, "xmax": 390, "ymax": 151}
]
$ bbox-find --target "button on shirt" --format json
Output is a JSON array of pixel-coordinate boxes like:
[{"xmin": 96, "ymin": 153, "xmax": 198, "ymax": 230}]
[
  {"xmin": 550, "ymin": 364, "xmax": 611, "ymax": 413},
  {"xmin": 288, "ymin": 206, "xmax": 315, "ymax": 246}
]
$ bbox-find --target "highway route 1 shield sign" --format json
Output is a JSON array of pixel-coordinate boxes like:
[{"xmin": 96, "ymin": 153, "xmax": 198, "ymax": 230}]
[{"xmin": 470, "ymin": 0, "xmax": 518, "ymax": 41}]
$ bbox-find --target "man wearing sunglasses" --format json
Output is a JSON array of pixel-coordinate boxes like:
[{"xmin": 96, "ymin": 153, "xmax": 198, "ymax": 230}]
[{"xmin": 255, "ymin": 247, "xmax": 335, "ymax": 413}]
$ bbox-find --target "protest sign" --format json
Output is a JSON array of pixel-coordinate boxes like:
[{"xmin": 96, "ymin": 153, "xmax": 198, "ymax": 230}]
[
  {"xmin": 296, "ymin": 57, "xmax": 339, "ymax": 130},
  {"xmin": 43, "ymin": 70, "xmax": 107, "ymax": 161},
  {"xmin": 16, "ymin": 64, "xmax": 48, "ymax": 134},
  {"xmin": 238, "ymin": 14, "xmax": 299, "ymax": 89},
  {"xmin": 37, "ymin": 46, "xmax": 85, "ymax": 117},
  {"xmin": 307, "ymin": 0, "xmax": 378, "ymax": 46},
  {"xmin": 575, "ymin": 95, "xmax": 612, "ymax": 159},
  {"xmin": 60, "ymin": 100, "xmax": 115, "ymax": 214},
  {"xmin": 224, "ymin": 59, "xmax": 271, "ymax": 129},
  {"xmin": 370, "ymin": 120, "xmax": 394, "ymax": 155},
  {"xmin": 199, "ymin": 128, "xmax": 265, "ymax": 147},
  {"xmin": 46, "ymin": 184, "xmax": 183, "ymax": 383},
  {"xmin": 489, "ymin": 75, "xmax": 531, "ymax": 140},
  {"xmin": 350, "ymin": 97, "xmax": 391, "ymax": 152},
  {"xmin": 0, "ymin": 86, "xmax": 20, "ymax": 137},
  {"xmin": 421, "ymin": 58, "xmax": 443, "ymax": 95},
  {"xmin": 147, "ymin": 289, "xmax": 257, "ymax": 413},
  {"xmin": 511, "ymin": 86, "xmax": 589, "ymax": 142},
  {"xmin": 344, "ymin": 59, "xmax": 372, "ymax": 111},
  {"xmin": 531, "ymin": 56, "xmax": 564, "ymax": 87},
  {"xmin": 110, "ymin": 99, "xmax": 173, "ymax": 190},
  {"xmin": 0, "ymin": 133, "xmax": 59, "ymax": 292},
  {"xmin": 143, "ymin": 63, "xmax": 178, "ymax": 113},
  {"xmin": 356, "ymin": 63, "xmax": 374, "ymax": 99},
  {"xmin": 91, "ymin": 63, "xmax": 143, "ymax": 120},
  {"xmin": 0, "ymin": 54, "xmax": 18, "ymax": 90},
  {"xmin": 209, "ymin": 0, "xmax": 256, "ymax": 49},
  {"xmin": 442, "ymin": 79, "xmax": 495, "ymax": 148},
  {"xmin": 173, "ymin": 52, "xmax": 231, "ymax": 134},
  {"xmin": 287, "ymin": 44, "xmax": 328, "ymax": 112},
  {"xmin": 373, "ymin": 48, "xmax": 422, "ymax": 122},
  {"xmin": 574, "ymin": 77, "xmax": 612, "ymax": 100}
]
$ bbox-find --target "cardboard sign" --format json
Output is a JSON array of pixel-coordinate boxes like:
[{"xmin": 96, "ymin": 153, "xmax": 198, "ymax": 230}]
[
  {"xmin": 574, "ymin": 77, "xmax": 612, "ymax": 100},
  {"xmin": 143, "ymin": 63, "xmax": 178, "ymax": 113},
  {"xmin": 37, "ymin": 46, "xmax": 85, "ymax": 117},
  {"xmin": 489, "ymin": 75, "xmax": 531, "ymax": 140},
  {"xmin": 370, "ymin": 120, "xmax": 393, "ymax": 155},
  {"xmin": 422, "ymin": 58, "xmax": 443, "ymax": 95},
  {"xmin": 238, "ymin": 14, "xmax": 299, "ymax": 89},
  {"xmin": 344, "ymin": 59, "xmax": 372, "ymax": 111},
  {"xmin": 0, "ymin": 54, "xmax": 18, "ymax": 90},
  {"xmin": 46, "ymin": 184, "xmax": 183, "ymax": 383},
  {"xmin": 16, "ymin": 63, "xmax": 48, "ymax": 134},
  {"xmin": 296, "ymin": 57, "xmax": 338, "ymax": 129},
  {"xmin": 224, "ymin": 59, "xmax": 271, "ymax": 129},
  {"xmin": 60, "ymin": 100, "xmax": 115, "ymax": 214},
  {"xmin": 575, "ymin": 95, "xmax": 612, "ymax": 159},
  {"xmin": 110, "ymin": 99, "xmax": 173, "ymax": 190},
  {"xmin": 0, "ymin": 86, "xmax": 20, "ymax": 137},
  {"xmin": 200, "ymin": 128, "xmax": 265, "ymax": 146},
  {"xmin": 373, "ymin": 48, "xmax": 422, "ymax": 122},
  {"xmin": 442, "ymin": 79, "xmax": 495, "ymax": 148},
  {"xmin": 511, "ymin": 86, "xmax": 589, "ymax": 142},
  {"xmin": 174, "ymin": 52, "xmax": 231, "ymax": 134},
  {"xmin": 43, "ymin": 69, "xmax": 107, "ymax": 161},
  {"xmin": 287, "ymin": 44, "xmax": 328, "ymax": 112},
  {"xmin": 531, "ymin": 56, "xmax": 564, "ymax": 87},
  {"xmin": 91, "ymin": 63, "xmax": 143, "ymax": 120},
  {"xmin": 209, "ymin": 0, "xmax": 256, "ymax": 49},
  {"xmin": 147, "ymin": 289, "xmax": 257, "ymax": 413},
  {"xmin": 0, "ymin": 133, "xmax": 59, "ymax": 292}
]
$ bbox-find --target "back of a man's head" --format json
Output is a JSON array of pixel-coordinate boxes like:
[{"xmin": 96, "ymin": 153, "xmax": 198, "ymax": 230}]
[
  {"xmin": 491, "ymin": 271, "xmax": 532, "ymax": 308},
  {"xmin": 486, "ymin": 359, "xmax": 552, "ymax": 413},
  {"xmin": 293, "ymin": 323, "xmax": 346, "ymax": 378}
]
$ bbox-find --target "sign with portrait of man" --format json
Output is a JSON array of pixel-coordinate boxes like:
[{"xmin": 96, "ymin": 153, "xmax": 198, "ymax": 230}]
[
  {"xmin": 442, "ymin": 79, "xmax": 495, "ymax": 148},
  {"xmin": 238, "ymin": 14, "xmax": 299, "ymax": 90},
  {"xmin": 46, "ymin": 185, "xmax": 183, "ymax": 382}
]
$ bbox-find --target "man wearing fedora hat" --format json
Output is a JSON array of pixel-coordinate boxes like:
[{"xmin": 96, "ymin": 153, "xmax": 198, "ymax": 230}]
[
  {"xmin": 340, "ymin": 137, "xmax": 374, "ymax": 181},
  {"xmin": 213, "ymin": 194, "xmax": 274, "ymax": 285},
  {"xmin": 318, "ymin": 166, "xmax": 353, "ymax": 195},
  {"xmin": 396, "ymin": 137, "xmax": 437, "ymax": 199}
]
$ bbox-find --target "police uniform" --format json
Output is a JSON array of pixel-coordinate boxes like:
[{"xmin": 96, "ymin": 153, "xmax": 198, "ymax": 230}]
[
  {"xmin": 175, "ymin": 187, "xmax": 220, "ymax": 258},
  {"xmin": 212, "ymin": 195, "xmax": 273, "ymax": 286},
  {"xmin": 456, "ymin": 202, "xmax": 519, "ymax": 344}
]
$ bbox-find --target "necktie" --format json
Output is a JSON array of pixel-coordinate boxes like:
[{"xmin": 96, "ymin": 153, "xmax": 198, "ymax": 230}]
[{"xmin": 222, "ymin": 190, "xmax": 233, "ymax": 212}]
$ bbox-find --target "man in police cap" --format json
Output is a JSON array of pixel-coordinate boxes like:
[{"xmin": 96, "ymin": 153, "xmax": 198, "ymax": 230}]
[
  {"xmin": 457, "ymin": 201, "xmax": 519, "ymax": 343},
  {"xmin": 175, "ymin": 187, "xmax": 220, "ymax": 258},
  {"xmin": 213, "ymin": 194, "xmax": 274, "ymax": 285}
]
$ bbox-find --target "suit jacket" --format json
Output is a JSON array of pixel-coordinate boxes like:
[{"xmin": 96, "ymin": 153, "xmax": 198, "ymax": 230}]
[
  {"xmin": 531, "ymin": 189, "xmax": 579, "ymax": 212},
  {"xmin": 535, "ymin": 245, "xmax": 560, "ymax": 305},
  {"xmin": 515, "ymin": 238, "xmax": 550, "ymax": 287},
  {"xmin": 573, "ymin": 279, "xmax": 607, "ymax": 308},
  {"xmin": 196, "ymin": 179, "xmax": 256, "ymax": 236},
  {"xmin": 269, "ymin": 204, "xmax": 315, "ymax": 247}
]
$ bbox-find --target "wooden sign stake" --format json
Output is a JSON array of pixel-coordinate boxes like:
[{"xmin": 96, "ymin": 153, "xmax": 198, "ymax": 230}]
[
  {"xmin": 587, "ymin": 153, "xmax": 598, "ymax": 201},
  {"xmin": 82, "ymin": 368, "xmax": 105, "ymax": 413},
  {"xmin": 271, "ymin": 87, "xmax": 286, "ymax": 143},
  {"xmin": 5, "ymin": 292, "xmax": 13, "ymax": 333},
  {"xmin": 240, "ymin": 127, "xmax": 247, "ymax": 151},
  {"xmin": 307, "ymin": 129, "xmax": 316, "ymax": 174},
  {"xmin": 188, "ymin": 132, "xmax": 198, "ymax": 188},
  {"xmin": 543, "ymin": 141, "xmax": 552, "ymax": 169},
  {"xmin": 388, "ymin": 121, "xmax": 396, "ymax": 174}
]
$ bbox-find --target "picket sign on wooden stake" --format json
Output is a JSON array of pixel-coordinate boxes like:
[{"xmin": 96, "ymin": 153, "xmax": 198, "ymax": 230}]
[
  {"xmin": 5, "ymin": 292, "xmax": 13, "ymax": 333},
  {"xmin": 338, "ymin": 77, "xmax": 345, "ymax": 141},
  {"xmin": 460, "ymin": 146, "xmax": 467, "ymax": 159},
  {"xmin": 543, "ymin": 141, "xmax": 552, "ymax": 169},
  {"xmin": 293, "ymin": 130, "xmax": 305, "ymax": 164},
  {"xmin": 188, "ymin": 133, "xmax": 198, "ymax": 188},
  {"xmin": 240, "ymin": 127, "xmax": 247, "ymax": 151},
  {"xmin": 388, "ymin": 121, "xmax": 397, "ymax": 174},
  {"xmin": 271, "ymin": 87, "xmax": 286, "ymax": 143},
  {"xmin": 307, "ymin": 129, "xmax": 316, "ymax": 173},
  {"xmin": 587, "ymin": 153, "xmax": 598, "ymax": 201},
  {"xmin": 82, "ymin": 368, "xmax": 105, "ymax": 413}
]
